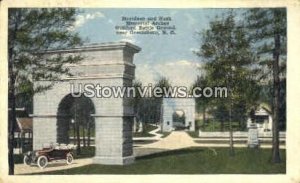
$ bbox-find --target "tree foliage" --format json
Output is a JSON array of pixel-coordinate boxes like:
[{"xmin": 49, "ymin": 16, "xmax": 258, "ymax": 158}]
[
  {"xmin": 191, "ymin": 75, "xmax": 211, "ymax": 125},
  {"xmin": 9, "ymin": 8, "xmax": 83, "ymax": 95},
  {"xmin": 195, "ymin": 11, "xmax": 260, "ymax": 131},
  {"xmin": 8, "ymin": 8, "xmax": 83, "ymax": 175},
  {"xmin": 246, "ymin": 8, "xmax": 286, "ymax": 163},
  {"xmin": 131, "ymin": 76, "xmax": 172, "ymax": 129}
]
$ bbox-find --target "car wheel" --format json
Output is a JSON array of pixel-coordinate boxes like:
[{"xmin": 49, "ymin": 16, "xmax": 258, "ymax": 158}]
[
  {"xmin": 66, "ymin": 153, "xmax": 74, "ymax": 165},
  {"xmin": 37, "ymin": 156, "xmax": 48, "ymax": 169},
  {"xmin": 23, "ymin": 155, "xmax": 31, "ymax": 166}
]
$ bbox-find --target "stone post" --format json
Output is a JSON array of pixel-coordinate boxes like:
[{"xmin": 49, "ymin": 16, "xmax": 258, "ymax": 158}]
[{"xmin": 248, "ymin": 123, "xmax": 259, "ymax": 148}]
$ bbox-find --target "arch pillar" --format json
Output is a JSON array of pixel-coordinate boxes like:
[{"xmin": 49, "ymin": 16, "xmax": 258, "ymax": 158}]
[{"xmin": 32, "ymin": 42, "xmax": 141, "ymax": 165}]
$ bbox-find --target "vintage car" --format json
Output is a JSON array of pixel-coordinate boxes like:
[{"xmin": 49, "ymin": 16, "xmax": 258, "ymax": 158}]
[{"xmin": 23, "ymin": 143, "xmax": 77, "ymax": 169}]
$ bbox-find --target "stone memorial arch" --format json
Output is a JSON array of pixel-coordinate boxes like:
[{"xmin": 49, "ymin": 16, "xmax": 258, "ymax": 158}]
[
  {"xmin": 161, "ymin": 98, "xmax": 195, "ymax": 132},
  {"xmin": 32, "ymin": 42, "xmax": 141, "ymax": 165}
]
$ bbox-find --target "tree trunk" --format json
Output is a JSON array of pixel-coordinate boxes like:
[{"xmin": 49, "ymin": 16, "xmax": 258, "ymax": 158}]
[
  {"xmin": 272, "ymin": 32, "xmax": 281, "ymax": 163},
  {"xmin": 8, "ymin": 84, "xmax": 16, "ymax": 175},
  {"xmin": 133, "ymin": 117, "xmax": 137, "ymax": 133},
  {"xmin": 220, "ymin": 119, "xmax": 224, "ymax": 132},
  {"xmin": 8, "ymin": 10, "xmax": 22, "ymax": 175},
  {"xmin": 20, "ymin": 133, "xmax": 24, "ymax": 154},
  {"xmin": 82, "ymin": 124, "xmax": 86, "ymax": 147},
  {"xmin": 76, "ymin": 121, "xmax": 81, "ymax": 154},
  {"xmin": 73, "ymin": 123, "xmax": 76, "ymax": 145},
  {"xmin": 203, "ymin": 107, "xmax": 206, "ymax": 124},
  {"xmin": 142, "ymin": 121, "xmax": 146, "ymax": 133},
  {"xmin": 18, "ymin": 133, "xmax": 21, "ymax": 154},
  {"xmin": 87, "ymin": 121, "xmax": 91, "ymax": 147}
]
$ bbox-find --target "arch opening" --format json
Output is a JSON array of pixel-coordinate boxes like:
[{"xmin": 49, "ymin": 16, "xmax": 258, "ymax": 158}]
[
  {"xmin": 172, "ymin": 110, "xmax": 186, "ymax": 130},
  {"xmin": 56, "ymin": 93, "xmax": 95, "ymax": 154}
]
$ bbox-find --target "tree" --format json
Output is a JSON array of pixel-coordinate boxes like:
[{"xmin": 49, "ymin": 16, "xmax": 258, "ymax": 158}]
[
  {"xmin": 191, "ymin": 75, "xmax": 211, "ymax": 126},
  {"xmin": 69, "ymin": 95, "xmax": 94, "ymax": 154},
  {"xmin": 195, "ymin": 11, "xmax": 260, "ymax": 155},
  {"xmin": 155, "ymin": 76, "xmax": 172, "ymax": 93},
  {"xmin": 154, "ymin": 76, "xmax": 172, "ymax": 126},
  {"xmin": 246, "ymin": 8, "xmax": 286, "ymax": 163},
  {"xmin": 131, "ymin": 77, "xmax": 172, "ymax": 133},
  {"xmin": 131, "ymin": 80, "xmax": 143, "ymax": 132},
  {"xmin": 8, "ymin": 8, "xmax": 83, "ymax": 175}
]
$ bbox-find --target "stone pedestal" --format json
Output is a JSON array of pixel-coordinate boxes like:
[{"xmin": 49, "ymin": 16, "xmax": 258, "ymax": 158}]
[{"xmin": 248, "ymin": 123, "xmax": 259, "ymax": 148}]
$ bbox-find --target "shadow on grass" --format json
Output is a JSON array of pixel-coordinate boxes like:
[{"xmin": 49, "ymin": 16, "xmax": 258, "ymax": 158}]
[{"xmin": 136, "ymin": 147, "xmax": 204, "ymax": 160}]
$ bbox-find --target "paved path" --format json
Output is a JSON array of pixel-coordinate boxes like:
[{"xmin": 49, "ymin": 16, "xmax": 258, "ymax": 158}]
[
  {"xmin": 15, "ymin": 158, "xmax": 93, "ymax": 175},
  {"xmin": 133, "ymin": 124, "xmax": 162, "ymax": 141},
  {"xmin": 133, "ymin": 131, "xmax": 198, "ymax": 157},
  {"xmin": 140, "ymin": 131, "xmax": 195, "ymax": 150},
  {"xmin": 148, "ymin": 124, "xmax": 163, "ymax": 139}
]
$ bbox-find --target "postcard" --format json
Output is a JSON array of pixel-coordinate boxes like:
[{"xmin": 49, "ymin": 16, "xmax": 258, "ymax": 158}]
[{"xmin": 0, "ymin": 1, "xmax": 299, "ymax": 183}]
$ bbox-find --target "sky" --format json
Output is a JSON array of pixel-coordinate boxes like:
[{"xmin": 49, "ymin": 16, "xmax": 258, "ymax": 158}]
[{"xmin": 73, "ymin": 8, "xmax": 232, "ymax": 87}]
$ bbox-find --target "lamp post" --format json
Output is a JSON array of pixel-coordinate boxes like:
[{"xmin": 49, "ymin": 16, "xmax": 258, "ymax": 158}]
[{"xmin": 229, "ymin": 65, "xmax": 235, "ymax": 156}]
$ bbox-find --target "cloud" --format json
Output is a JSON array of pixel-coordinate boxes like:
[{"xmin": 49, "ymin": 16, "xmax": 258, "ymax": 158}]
[
  {"xmin": 69, "ymin": 11, "xmax": 105, "ymax": 30},
  {"xmin": 165, "ymin": 60, "xmax": 201, "ymax": 67},
  {"xmin": 120, "ymin": 38, "xmax": 136, "ymax": 44},
  {"xmin": 135, "ymin": 60, "xmax": 202, "ymax": 87}
]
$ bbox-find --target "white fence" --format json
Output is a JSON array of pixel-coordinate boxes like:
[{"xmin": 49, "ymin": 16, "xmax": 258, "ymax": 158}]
[{"xmin": 198, "ymin": 130, "xmax": 286, "ymax": 138}]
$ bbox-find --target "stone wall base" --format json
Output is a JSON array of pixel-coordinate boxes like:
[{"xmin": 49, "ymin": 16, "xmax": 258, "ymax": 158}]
[{"xmin": 93, "ymin": 156, "xmax": 135, "ymax": 165}]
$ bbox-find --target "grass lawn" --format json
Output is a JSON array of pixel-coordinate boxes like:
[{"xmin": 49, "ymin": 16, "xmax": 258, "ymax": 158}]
[
  {"xmin": 33, "ymin": 147, "xmax": 286, "ymax": 174},
  {"xmin": 187, "ymin": 131, "xmax": 199, "ymax": 138},
  {"xmin": 133, "ymin": 124, "xmax": 157, "ymax": 137},
  {"xmin": 69, "ymin": 127, "xmax": 95, "ymax": 137},
  {"xmin": 159, "ymin": 131, "xmax": 171, "ymax": 138},
  {"xmin": 75, "ymin": 146, "xmax": 95, "ymax": 159},
  {"xmin": 196, "ymin": 119, "xmax": 247, "ymax": 132}
]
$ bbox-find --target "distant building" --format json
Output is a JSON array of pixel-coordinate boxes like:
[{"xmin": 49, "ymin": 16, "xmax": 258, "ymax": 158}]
[
  {"xmin": 9, "ymin": 108, "xmax": 33, "ymax": 154},
  {"xmin": 247, "ymin": 105, "xmax": 272, "ymax": 133}
]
